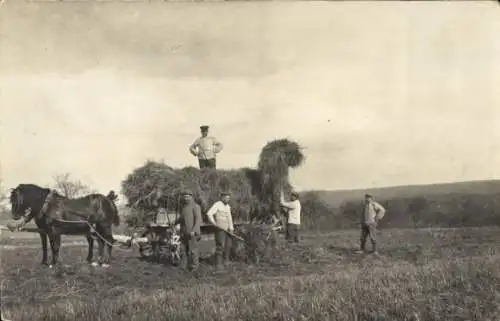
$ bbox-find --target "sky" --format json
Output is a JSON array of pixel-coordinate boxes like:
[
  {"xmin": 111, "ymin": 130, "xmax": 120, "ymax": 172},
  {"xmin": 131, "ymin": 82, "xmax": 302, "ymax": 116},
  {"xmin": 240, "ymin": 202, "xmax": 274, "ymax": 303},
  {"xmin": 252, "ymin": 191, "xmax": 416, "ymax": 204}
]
[{"xmin": 1, "ymin": 1, "xmax": 499, "ymax": 199}]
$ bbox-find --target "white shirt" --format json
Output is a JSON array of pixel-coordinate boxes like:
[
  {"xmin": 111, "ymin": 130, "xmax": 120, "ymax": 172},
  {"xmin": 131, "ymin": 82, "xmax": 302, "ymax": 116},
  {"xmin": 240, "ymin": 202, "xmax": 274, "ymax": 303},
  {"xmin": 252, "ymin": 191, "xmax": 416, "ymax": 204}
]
[
  {"xmin": 363, "ymin": 201, "xmax": 386, "ymax": 223},
  {"xmin": 206, "ymin": 200, "xmax": 233, "ymax": 230},
  {"xmin": 280, "ymin": 198, "xmax": 302, "ymax": 225},
  {"xmin": 189, "ymin": 136, "xmax": 223, "ymax": 160}
]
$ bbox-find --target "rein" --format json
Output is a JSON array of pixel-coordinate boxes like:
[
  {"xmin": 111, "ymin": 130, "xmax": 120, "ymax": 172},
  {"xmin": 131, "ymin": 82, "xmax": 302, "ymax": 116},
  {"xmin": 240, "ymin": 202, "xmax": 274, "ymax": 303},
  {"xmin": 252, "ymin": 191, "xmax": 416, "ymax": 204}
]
[{"xmin": 54, "ymin": 218, "xmax": 131, "ymax": 251}]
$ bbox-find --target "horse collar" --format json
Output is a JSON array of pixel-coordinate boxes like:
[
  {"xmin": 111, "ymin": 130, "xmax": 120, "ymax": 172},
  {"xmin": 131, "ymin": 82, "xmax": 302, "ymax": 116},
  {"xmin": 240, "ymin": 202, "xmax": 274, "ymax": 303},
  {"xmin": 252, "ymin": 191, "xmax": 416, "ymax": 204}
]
[{"xmin": 25, "ymin": 189, "xmax": 56, "ymax": 222}]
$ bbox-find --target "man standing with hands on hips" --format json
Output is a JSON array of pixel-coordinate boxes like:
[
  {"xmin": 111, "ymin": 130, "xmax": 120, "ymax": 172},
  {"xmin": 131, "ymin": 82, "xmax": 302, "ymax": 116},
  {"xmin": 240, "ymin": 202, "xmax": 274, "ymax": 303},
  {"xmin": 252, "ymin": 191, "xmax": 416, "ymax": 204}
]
[
  {"xmin": 206, "ymin": 191, "xmax": 234, "ymax": 269},
  {"xmin": 189, "ymin": 125, "xmax": 223, "ymax": 169},
  {"xmin": 356, "ymin": 193, "xmax": 386, "ymax": 255}
]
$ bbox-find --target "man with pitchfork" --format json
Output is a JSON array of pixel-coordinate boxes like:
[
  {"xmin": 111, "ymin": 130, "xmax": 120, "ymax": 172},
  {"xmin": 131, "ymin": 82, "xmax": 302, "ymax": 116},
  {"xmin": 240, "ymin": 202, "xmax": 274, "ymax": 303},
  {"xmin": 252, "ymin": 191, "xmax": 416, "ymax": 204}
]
[
  {"xmin": 206, "ymin": 191, "xmax": 235, "ymax": 269},
  {"xmin": 280, "ymin": 190, "xmax": 302, "ymax": 244}
]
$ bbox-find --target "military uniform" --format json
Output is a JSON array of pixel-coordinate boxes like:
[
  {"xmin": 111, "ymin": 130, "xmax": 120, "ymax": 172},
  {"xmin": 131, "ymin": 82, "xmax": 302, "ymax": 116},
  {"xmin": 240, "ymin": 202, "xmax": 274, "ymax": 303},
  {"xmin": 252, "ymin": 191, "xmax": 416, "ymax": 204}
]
[{"xmin": 175, "ymin": 190, "xmax": 203, "ymax": 270}]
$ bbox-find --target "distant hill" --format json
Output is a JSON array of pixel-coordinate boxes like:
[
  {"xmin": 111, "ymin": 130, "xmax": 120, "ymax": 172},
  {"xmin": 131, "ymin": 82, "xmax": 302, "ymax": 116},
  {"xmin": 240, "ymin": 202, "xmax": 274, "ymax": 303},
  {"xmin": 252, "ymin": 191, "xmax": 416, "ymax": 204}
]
[
  {"xmin": 310, "ymin": 180, "xmax": 500, "ymax": 208},
  {"xmin": 299, "ymin": 179, "xmax": 500, "ymax": 231}
]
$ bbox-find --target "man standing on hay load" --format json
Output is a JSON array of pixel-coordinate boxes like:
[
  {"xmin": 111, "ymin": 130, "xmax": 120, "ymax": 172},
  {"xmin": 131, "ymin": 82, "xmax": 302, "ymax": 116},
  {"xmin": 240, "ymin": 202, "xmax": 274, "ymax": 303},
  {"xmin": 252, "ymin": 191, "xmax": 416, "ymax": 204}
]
[
  {"xmin": 175, "ymin": 189, "xmax": 203, "ymax": 271},
  {"xmin": 206, "ymin": 191, "xmax": 234, "ymax": 268},
  {"xmin": 189, "ymin": 125, "xmax": 223, "ymax": 169},
  {"xmin": 356, "ymin": 194, "xmax": 386, "ymax": 255},
  {"xmin": 280, "ymin": 190, "xmax": 302, "ymax": 243}
]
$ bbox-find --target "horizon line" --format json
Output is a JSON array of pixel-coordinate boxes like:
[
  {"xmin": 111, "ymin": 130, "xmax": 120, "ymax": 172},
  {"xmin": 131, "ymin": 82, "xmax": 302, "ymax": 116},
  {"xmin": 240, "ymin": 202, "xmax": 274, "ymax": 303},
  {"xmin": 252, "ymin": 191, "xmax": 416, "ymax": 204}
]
[{"xmin": 302, "ymin": 178, "xmax": 500, "ymax": 194}]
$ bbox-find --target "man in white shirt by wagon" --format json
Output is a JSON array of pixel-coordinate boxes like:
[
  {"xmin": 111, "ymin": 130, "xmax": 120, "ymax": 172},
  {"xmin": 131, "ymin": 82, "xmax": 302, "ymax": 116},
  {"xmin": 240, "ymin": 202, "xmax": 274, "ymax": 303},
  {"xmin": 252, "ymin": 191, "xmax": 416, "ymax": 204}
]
[
  {"xmin": 206, "ymin": 191, "xmax": 234, "ymax": 268},
  {"xmin": 280, "ymin": 190, "xmax": 302, "ymax": 244}
]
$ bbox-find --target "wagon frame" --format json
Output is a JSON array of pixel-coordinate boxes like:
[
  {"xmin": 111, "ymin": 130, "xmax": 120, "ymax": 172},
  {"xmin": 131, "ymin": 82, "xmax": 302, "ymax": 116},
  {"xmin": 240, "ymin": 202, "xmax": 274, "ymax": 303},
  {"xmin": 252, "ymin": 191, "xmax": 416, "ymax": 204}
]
[
  {"xmin": 128, "ymin": 205, "xmax": 286, "ymax": 265},
  {"xmin": 135, "ymin": 222, "xmax": 182, "ymax": 265}
]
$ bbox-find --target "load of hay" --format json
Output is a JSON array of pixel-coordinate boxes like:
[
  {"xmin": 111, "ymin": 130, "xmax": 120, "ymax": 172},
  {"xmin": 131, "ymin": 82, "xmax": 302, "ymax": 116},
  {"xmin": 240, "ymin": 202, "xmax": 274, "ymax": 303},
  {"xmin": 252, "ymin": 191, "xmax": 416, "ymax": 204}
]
[
  {"xmin": 257, "ymin": 138, "xmax": 305, "ymax": 218},
  {"xmin": 121, "ymin": 138, "xmax": 305, "ymax": 262},
  {"xmin": 121, "ymin": 163, "xmax": 260, "ymax": 226},
  {"xmin": 121, "ymin": 138, "xmax": 305, "ymax": 227}
]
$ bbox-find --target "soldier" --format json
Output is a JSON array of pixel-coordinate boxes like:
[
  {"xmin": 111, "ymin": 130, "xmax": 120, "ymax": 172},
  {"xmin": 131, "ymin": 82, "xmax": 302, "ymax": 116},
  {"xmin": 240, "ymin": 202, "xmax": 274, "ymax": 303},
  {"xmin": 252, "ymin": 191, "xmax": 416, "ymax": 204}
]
[
  {"xmin": 356, "ymin": 194, "xmax": 386, "ymax": 255},
  {"xmin": 206, "ymin": 191, "xmax": 234, "ymax": 268},
  {"xmin": 175, "ymin": 189, "xmax": 202, "ymax": 271},
  {"xmin": 189, "ymin": 125, "xmax": 223, "ymax": 169}
]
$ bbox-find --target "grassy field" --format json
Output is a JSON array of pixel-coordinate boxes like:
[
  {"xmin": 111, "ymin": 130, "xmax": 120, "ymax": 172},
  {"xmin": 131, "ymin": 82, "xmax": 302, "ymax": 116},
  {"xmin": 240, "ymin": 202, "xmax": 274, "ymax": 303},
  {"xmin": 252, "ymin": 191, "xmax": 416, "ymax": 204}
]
[{"xmin": 2, "ymin": 227, "xmax": 500, "ymax": 321}]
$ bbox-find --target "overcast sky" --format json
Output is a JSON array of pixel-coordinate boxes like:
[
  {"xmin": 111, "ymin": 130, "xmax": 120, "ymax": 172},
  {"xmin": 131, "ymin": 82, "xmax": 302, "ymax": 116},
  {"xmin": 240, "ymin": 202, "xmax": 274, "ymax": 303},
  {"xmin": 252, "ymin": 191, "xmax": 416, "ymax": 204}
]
[{"xmin": 1, "ymin": 1, "xmax": 499, "ymax": 196}]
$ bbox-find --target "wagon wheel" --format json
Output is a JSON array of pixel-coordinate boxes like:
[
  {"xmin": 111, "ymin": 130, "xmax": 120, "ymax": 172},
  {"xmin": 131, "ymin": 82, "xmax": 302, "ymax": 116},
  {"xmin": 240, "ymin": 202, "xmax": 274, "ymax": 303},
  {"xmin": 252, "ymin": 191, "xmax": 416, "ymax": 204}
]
[
  {"xmin": 159, "ymin": 232, "xmax": 182, "ymax": 266},
  {"xmin": 137, "ymin": 227, "xmax": 182, "ymax": 265},
  {"xmin": 156, "ymin": 241, "xmax": 172, "ymax": 263},
  {"xmin": 138, "ymin": 237, "xmax": 153, "ymax": 258},
  {"xmin": 139, "ymin": 244, "xmax": 153, "ymax": 258},
  {"xmin": 168, "ymin": 242, "xmax": 182, "ymax": 266},
  {"xmin": 155, "ymin": 243, "xmax": 180, "ymax": 266},
  {"xmin": 138, "ymin": 229, "xmax": 156, "ymax": 259}
]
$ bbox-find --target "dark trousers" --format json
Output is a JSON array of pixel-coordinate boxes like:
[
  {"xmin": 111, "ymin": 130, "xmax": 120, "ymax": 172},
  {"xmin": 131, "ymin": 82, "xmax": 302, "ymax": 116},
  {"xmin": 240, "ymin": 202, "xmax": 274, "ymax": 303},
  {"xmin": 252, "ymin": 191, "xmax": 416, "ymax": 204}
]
[
  {"xmin": 199, "ymin": 158, "xmax": 216, "ymax": 169},
  {"xmin": 214, "ymin": 230, "xmax": 233, "ymax": 266},
  {"xmin": 360, "ymin": 222, "xmax": 377, "ymax": 251},
  {"xmin": 180, "ymin": 235, "xmax": 199, "ymax": 269},
  {"xmin": 286, "ymin": 223, "xmax": 300, "ymax": 243}
]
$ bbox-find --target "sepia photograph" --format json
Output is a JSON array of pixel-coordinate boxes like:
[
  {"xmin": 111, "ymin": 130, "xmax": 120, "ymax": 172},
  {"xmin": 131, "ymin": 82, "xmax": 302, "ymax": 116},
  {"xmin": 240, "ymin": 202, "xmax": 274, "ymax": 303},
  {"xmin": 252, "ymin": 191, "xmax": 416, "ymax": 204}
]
[{"xmin": 1, "ymin": 1, "xmax": 499, "ymax": 320}]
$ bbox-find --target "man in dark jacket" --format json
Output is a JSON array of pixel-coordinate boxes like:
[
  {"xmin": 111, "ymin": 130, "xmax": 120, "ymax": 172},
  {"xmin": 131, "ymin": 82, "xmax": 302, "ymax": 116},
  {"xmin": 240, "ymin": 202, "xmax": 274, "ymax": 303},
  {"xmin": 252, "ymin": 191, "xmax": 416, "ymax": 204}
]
[{"xmin": 175, "ymin": 189, "xmax": 203, "ymax": 271}]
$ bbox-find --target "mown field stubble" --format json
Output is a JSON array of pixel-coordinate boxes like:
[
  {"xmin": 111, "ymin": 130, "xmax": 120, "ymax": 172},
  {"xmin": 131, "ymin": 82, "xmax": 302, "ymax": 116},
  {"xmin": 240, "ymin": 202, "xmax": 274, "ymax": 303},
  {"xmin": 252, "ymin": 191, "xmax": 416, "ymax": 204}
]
[{"xmin": 2, "ymin": 227, "xmax": 500, "ymax": 321}]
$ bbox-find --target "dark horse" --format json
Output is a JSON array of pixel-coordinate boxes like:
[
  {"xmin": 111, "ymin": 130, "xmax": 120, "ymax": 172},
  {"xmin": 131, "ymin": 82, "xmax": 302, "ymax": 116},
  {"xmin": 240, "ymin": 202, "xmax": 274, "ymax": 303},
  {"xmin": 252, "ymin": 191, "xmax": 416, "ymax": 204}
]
[{"xmin": 9, "ymin": 184, "xmax": 120, "ymax": 268}]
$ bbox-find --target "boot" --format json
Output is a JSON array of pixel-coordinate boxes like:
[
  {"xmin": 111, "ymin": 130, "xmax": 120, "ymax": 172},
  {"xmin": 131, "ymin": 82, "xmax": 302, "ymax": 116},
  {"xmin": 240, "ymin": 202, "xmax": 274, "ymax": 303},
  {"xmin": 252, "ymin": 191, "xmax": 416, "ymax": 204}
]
[
  {"xmin": 214, "ymin": 253, "xmax": 223, "ymax": 269},
  {"xmin": 189, "ymin": 251, "xmax": 199, "ymax": 271},
  {"xmin": 223, "ymin": 255, "xmax": 232, "ymax": 267},
  {"xmin": 179, "ymin": 251, "xmax": 188, "ymax": 270},
  {"xmin": 354, "ymin": 242, "xmax": 366, "ymax": 254}
]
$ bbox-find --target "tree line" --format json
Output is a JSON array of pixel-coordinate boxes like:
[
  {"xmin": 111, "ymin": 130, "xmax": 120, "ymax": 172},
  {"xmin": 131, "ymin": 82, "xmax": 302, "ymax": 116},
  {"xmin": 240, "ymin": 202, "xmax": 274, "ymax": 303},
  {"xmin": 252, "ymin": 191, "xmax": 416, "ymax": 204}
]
[{"xmin": 300, "ymin": 192, "xmax": 500, "ymax": 231}]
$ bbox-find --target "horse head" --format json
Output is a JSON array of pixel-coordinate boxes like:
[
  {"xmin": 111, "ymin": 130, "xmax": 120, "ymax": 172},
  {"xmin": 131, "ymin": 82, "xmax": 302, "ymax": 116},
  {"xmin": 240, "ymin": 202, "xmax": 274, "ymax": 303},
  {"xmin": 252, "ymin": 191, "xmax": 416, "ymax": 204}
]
[
  {"xmin": 9, "ymin": 187, "xmax": 27, "ymax": 220},
  {"xmin": 9, "ymin": 184, "xmax": 52, "ymax": 221}
]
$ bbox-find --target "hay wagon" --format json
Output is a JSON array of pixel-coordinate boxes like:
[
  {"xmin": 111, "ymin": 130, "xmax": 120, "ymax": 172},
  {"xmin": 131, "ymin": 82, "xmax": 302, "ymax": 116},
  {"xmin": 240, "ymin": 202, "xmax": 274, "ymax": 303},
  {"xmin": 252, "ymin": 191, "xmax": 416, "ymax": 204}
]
[{"xmin": 127, "ymin": 210, "xmax": 254, "ymax": 265}]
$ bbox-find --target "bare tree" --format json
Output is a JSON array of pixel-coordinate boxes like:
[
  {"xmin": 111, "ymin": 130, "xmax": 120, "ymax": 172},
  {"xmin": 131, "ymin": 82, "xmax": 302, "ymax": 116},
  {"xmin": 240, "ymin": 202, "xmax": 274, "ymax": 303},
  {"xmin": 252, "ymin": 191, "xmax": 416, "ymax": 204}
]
[{"xmin": 52, "ymin": 173, "xmax": 95, "ymax": 198}]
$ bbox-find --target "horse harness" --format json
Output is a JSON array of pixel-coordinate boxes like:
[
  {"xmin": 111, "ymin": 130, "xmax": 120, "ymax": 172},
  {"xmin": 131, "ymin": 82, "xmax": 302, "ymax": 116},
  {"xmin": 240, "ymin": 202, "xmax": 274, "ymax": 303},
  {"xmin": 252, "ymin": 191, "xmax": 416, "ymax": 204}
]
[
  {"xmin": 18, "ymin": 189, "xmax": 55, "ymax": 224},
  {"xmin": 18, "ymin": 189, "xmax": 123, "ymax": 250}
]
